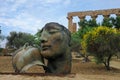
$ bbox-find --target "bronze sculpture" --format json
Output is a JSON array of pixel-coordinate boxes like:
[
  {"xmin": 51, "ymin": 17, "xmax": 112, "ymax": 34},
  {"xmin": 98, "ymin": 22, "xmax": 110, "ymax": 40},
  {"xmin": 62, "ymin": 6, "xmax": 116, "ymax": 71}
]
[
  {"xmin": 40, "ymin": 22, "xmax": 72, "ymax": 74},
  {"xmin": 12, "ymin": 22, "xmax": 72, "ymax": 74},
  {"xmin": 12, "ymin": 43, "xmax": 45, "ymax": 73}
]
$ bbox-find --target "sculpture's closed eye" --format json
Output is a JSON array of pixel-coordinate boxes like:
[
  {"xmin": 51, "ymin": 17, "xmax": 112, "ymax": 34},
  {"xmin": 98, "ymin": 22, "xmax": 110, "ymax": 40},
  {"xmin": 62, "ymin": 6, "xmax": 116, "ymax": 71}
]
[
  {"xmin": 49, "ymin": 31, "xmax": 57, "ymax": 34},
  {"xmin": 48, "ymin": 30, "xmax": 60, "ymax": 34}
]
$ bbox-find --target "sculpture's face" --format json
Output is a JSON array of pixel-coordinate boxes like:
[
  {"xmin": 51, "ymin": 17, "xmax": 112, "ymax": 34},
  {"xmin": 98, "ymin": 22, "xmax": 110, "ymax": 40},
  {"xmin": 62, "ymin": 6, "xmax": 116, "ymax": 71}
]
[{"xmin": 40, "ymin": 24, "xmax": 68, "ymax": 59}]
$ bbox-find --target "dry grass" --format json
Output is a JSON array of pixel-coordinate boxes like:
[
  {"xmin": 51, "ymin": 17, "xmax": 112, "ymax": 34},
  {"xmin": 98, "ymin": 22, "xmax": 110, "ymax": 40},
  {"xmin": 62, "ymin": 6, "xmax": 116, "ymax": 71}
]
[{"xmin": 0, "ymin": 56, "xmax": 120, "ymax": 80}]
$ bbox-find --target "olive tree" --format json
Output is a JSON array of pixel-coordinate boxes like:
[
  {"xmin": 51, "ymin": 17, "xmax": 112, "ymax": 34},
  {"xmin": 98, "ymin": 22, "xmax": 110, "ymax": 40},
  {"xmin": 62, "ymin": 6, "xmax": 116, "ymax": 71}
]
[{"xmin": 6, "ymin": 31, "xmax": 35, "ymax": 49}]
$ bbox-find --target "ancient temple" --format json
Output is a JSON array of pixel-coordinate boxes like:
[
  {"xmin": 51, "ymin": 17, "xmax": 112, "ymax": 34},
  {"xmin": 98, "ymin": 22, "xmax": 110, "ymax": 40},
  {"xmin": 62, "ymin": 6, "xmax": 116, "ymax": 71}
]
[{"xmin": 67, "ymin": 8, "xmax": 120, "ymax": 33}]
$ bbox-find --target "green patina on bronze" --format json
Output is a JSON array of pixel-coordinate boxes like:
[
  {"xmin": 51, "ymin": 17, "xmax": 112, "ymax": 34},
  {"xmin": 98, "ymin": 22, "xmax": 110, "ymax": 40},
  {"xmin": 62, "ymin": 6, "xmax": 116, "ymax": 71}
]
[
  {"xmin": 12, "ymin": 22, "xmax": 72, "ymax": 74},
  {"xmin": 40, "ymin": 22, "xmax": 72, "ymax": 74},
  {"xmin": 12, "ymin": 43, "xmax": 45, "ymax": 73}
]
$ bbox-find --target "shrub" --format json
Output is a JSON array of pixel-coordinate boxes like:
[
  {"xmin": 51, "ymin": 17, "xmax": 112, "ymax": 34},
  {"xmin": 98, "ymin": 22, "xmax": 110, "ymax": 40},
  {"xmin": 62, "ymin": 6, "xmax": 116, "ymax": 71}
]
[
  {"xmin": 0, "ymin": 48, "xmax": 3, "ymax": 56},
  {"xmin": 81, "ymin": 26, "xmax": 120, "ymax": 70}
]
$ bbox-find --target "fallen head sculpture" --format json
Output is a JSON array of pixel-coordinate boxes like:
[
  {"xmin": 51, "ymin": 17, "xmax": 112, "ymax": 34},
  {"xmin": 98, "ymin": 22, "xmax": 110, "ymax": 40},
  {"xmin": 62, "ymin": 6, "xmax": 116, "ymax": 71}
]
[
  {"xmin": 40, "ymin": 22, "xmax": 72, "ymax": 74},
  {"xmin": 12, "ymin": 43, "xmax": 45, "ymax": 73}
]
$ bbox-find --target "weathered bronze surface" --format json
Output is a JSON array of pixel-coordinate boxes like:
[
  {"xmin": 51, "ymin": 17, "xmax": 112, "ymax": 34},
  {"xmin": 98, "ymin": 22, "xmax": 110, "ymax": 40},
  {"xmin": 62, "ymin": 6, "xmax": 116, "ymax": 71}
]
[
  {"xmin": 40, "ymin": 22, "xmax": 72, "ymax": 74},
  {"xmin": 12, "ymin": 43, "xmax": 45, "ymax": 73}
]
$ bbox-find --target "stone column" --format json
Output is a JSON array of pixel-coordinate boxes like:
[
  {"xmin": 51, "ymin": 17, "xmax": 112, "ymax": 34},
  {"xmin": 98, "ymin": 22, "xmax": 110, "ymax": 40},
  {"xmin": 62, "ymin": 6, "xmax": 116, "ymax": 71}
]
[
  {"xmin": 72, "ymin": 23, "xmax": 77, "ymax": 33},
  {"xmin": 67, "ymin": 16, "xmax": 73, "ymax": 32}
]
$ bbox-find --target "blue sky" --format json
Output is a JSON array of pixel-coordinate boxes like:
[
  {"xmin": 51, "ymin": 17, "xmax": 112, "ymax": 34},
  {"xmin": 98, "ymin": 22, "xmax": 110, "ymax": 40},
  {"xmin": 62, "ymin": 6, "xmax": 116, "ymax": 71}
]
[{"xmin": 0, "ymin": 0, "xmax": 120, "ymax": 37}]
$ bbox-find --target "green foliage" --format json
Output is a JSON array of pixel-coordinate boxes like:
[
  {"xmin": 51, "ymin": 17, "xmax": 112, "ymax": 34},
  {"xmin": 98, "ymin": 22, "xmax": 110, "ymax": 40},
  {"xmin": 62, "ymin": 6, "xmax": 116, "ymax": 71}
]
[
  {"xmin": 78, "ymin": 19, "xmax": 98, "ymax": 42},
  {"xmin": 78, "ymin": 16, "xmax": 120, "ymax": 29},
  {"xmin": 6, "ymin": 31, "xmax": 35, "ymax": 49},
  {"xmin": 78, "ymin": 19, "xmax": 98, "ymax": 28},
  {"xmin": 110, "ymin": 16, "xmax": 120, "ymax": 29},
  {"xmin": 72, "ymin": 19, "xmax": 97, "ymax": 58},
  {"xmin": 115, "ymin": 16, "xmax": 120, "ymax": 29},
  {"xmin": 78, "ymin": 19, "xmax": 88, "ymax": 28},
  {"xmin": 34, "ymin": 29, "xmax": 41, "ymax": 46},
  {"xmin": 71, "ymin": 30, "xmax": 91, "ymax": 62},
  {"xmin": 0, "ymin": 48, "xmax": 3, "ymax": 52},
  {"xmin": 101, "ymin": 17, "xmax": 113, "ymax": 27},
  {"xmin": 76, "ymin": 16, "xmax": 120, "ymax": 64},
  {"xmin": 71, "ymin": 27, "xmax": 93, "ymax": 52},
  {"xmin": 71, "ymin": 32, "xmax": 81, "ymax": 51},
  {"xmin": 81, "ymin": 26, "xmax": 120, "ymax": 70},
  {"xmin": 0, "ymin": 34, "xmax": 5, "ymax": 41},
  {"xmin": 78, "ymin": 27, "xmax": 93, "ymax": 41},
  {"xmin": 88, "ymin": 19, "xmax": 98, "ymax": 27},
  {"xmin": 77, "ymin": 16, "xmax": 120, "ymax": 42}
]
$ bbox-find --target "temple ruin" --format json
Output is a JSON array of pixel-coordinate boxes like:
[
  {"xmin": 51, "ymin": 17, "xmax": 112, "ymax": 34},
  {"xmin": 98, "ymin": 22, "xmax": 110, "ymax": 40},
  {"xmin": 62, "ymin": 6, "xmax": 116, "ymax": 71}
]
[{"xmin": 67, "ymin": 8, "xmax": 120, "ymax": 33}]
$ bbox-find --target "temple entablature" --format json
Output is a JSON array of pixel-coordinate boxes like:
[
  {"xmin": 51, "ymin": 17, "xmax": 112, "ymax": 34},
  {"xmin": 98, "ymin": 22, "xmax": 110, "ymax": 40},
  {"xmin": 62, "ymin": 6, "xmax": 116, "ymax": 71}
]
[{"xmin": 67, "ymin": 8, "xmax": 120, "ymax": 33}]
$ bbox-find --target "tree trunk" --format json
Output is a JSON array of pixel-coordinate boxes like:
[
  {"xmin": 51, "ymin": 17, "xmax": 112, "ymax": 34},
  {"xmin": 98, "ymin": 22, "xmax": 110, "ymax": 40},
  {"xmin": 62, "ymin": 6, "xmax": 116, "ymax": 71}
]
[
  {"xmin": 103, "ymin": 54, "xmax": 112, "ymax": 70},
  {"xmin": 82, "ymin": 55, "xmax": 90, "ymax": 62}
]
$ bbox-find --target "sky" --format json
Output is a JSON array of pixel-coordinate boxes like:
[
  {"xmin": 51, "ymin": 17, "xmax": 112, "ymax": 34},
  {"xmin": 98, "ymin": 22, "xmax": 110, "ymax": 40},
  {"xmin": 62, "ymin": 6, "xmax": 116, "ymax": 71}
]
[
  {"xmin": 0, "ymin": 0, "xmax": 120, "ymax": 47},
  {"xmin": 0, "ymin": 0, "xmax": 120, "ymax": 36}
]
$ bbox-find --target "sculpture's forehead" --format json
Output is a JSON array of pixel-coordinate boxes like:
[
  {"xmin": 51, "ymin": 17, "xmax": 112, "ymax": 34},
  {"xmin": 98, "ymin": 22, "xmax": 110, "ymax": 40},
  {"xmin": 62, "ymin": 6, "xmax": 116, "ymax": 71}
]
[{"xmin": 43, "ymin": 25, "xmax": 62, "ymax": 31}]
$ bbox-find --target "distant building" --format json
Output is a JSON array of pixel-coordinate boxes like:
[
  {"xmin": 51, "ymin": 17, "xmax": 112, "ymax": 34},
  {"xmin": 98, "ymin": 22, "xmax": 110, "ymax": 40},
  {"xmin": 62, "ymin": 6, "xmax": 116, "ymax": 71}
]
[{"xmin": 67, "ymin": 8, "xmax": 120, "ymax": 33}]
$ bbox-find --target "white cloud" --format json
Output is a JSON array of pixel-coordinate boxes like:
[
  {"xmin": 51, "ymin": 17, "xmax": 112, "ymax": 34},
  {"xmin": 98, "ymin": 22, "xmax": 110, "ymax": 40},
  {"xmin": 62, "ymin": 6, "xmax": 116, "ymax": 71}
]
[
  {"xmin": 38, "ymin": 0, "xmax": 71, "ymax": 6},
  {"xmin": 1, "ymin": 0, "xmax": 120, "ymax": 37},
  {"xmin": 0, "ymin": 7, "xmax": 8, "ymax": 16},
  {"xmin": 42, "ymin": 0, "xmax": 61, "ymax": 4},
  {"xmin": 0, "ymin": 0, "xmax": 71, "ymax": 35},
  {"xmin": 10, "ymin": 0, "xmax": 27, "ymax": 11},
  {"xmin": 0, "ymin": 0, "xmax": 27, "ymax": 17},
  {"xmin": 0, "ymin": 12, "xmax": 43, "ymax": 34},
  {"xmin": 57, "ymin": 16, "xmax": 68, "ymax": 27},
  {"xmin": 0, "ymin": 39, "xmax": 7, "ymax": 48},
  {"xmin": 63, "ymin": 0, "xmax": 71, "ymax": 5}
]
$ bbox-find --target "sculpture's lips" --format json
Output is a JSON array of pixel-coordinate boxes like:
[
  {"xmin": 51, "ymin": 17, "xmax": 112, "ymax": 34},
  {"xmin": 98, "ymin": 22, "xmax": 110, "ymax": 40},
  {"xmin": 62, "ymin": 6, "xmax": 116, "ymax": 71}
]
[{"xmin": 41, "ymin": 45, "xmax": 51, "ymax": 51}]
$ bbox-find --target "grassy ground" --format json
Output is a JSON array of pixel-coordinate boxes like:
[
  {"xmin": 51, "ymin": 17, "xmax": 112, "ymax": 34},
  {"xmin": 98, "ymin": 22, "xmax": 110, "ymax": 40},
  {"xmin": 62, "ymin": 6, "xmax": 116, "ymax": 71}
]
[{"xmin": 0, "ymin": 56, "xmax": 120, "ymax": 80}]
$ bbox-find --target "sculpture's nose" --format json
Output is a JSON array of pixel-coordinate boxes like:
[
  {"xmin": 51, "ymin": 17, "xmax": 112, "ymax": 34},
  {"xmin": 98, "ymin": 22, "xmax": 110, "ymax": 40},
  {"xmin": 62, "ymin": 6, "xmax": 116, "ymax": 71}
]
[
  {"xmin": 40, "ymin": 30, "xmax": 49, "ymax": 43},
  {"xmin": 40, "ymin": 38, "xmax": 47, "ymax": 43}
]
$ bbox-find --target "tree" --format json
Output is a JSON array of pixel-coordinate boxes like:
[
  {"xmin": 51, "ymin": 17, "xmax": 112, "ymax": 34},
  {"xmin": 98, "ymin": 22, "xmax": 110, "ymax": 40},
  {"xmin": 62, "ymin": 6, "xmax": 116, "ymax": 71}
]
[
  {"xmin": 71, "ymin": 29, "xmax": 91, "ymax": 62},
  {"xmin": 81, "ymin": 26, "xmax": 120, "ymax": 70},
  {"xmin": 101, "ymin": 17, "xmax": 113, "ymax": 27},
  {"xmin": 110, "ymin": 16, "xmax": 120, "ymax": 29},
  {"xmin": 34, "ymin": 29, "xmax": 41, "ymax": 46},
  {"xmin": 78, "ymin": 19, "xmax": 88, "ymax": 28},
  {"xmin": 0, "ymin": 26, "xmax": 5, "ymax": 43},
  {"xmin": 6, "ymin": 31, "xmax": 34, "ymax": 49},
  {"xmin": 115, "ymin": 16, "xmax": 120, "ymax": 29},
  {"xmin": 78, "ymin": 19, "xmax": 98, "ymax": 29},
  {"xmin": 71, "ymin": 32, "xmax": 81, "ymax": 52},
  {"xmin": 72, "ymin": 19, "xmax": 98, "ymax": 62},
  {"xmin": 78, "ymin": 18, "xmax": 98, "ymax": 41},
  {"xmin": 88, "ymin": 19, "xmax": 98, "ymax": 27},
  {"xmin": 6, "ymin": 31, "xmax": 17, "ymax": 48}
]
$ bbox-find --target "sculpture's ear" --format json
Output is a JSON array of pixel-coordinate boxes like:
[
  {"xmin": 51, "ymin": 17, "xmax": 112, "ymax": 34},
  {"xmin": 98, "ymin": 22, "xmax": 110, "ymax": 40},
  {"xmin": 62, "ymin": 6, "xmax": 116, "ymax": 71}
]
[{"xmin": 62, "ymin": 27, "xmax": 71, "ymax": 47}]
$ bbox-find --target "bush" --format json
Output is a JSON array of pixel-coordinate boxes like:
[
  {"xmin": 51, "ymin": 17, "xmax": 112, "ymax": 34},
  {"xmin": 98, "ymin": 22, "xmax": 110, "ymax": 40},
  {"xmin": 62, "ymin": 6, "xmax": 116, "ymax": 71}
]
[
  {"xmin": 81, "ymin": 26, "xmax": 120, "ymax": 70},
  {"xmin": 0, "ymin": 48, "xmax": 3, "ymax": 56}
]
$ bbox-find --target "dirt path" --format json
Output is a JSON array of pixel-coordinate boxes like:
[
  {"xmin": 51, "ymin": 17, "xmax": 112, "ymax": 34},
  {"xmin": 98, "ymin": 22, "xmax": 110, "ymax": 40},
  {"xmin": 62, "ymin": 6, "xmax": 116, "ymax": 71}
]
[
  {"xmin": 111, "ymin": 61, "xmax": 120, "ymax": 69},
  {"xmin": 0, "ymin": 56, "xmax": 120, "ymax": 80},
  {"xmin": 0, "ymin": 73, "xmax": 120, "ymax": 80}
]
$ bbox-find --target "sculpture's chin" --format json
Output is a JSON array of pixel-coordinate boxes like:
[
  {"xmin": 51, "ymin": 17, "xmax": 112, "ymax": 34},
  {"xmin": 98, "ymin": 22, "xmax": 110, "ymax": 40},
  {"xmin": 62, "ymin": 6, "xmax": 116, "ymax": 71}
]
[{"xmin": 41, "ymin": 50, "xmax": 53, "ymax": 58}]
